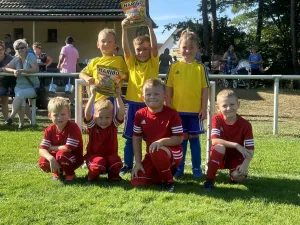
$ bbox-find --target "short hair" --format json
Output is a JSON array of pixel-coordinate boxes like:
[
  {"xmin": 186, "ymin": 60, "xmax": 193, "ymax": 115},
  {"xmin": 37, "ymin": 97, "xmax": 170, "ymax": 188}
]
[
  {"xmin": 13, "ymin": 39, "xmax": 28, "ymax": 50},
  {"xmin": 94, "ymin": 99, "xmax": 114, "ymax": 113},
  {"xmin": 143, "ymin": 78, "xmax": 165, "ymax": 93},
  {"xmin": 32, "ymin": 42, "xmax": 42, "ymax": 49},
  {"xmin": 48, "ymin": 97, "xmax": 70, "ymax": 113},
  {"xmin": 98, "ymin": 28, "xmax": 116, "ymax": 42},
  {"xmin": 133, "ymin": 35, "xmax": 150, "ymax": 47},
  {"xmin": 178, "ymin": 29, "xmax": 200, "ymax": 47},
  {"xmin": 217, "ymin": 89, "xmax": 238, "ymax": 102}
]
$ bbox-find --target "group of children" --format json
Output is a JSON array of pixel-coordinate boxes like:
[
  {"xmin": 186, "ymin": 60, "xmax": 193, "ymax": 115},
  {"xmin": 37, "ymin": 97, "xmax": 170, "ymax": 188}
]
[{"xmin": 38, "ymin": 18, "xmax": 254, "ymax": 192}]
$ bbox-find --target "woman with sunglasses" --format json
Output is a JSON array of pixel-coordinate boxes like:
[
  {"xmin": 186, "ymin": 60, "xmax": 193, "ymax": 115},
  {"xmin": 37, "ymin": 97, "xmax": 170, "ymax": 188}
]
[
  {"xmin": 32, "ymin": 42, "xmax": 53, "ymax": 72},
  {"xmin": 0, "ymin": 39, "xmax": 39, "ymax": 128}
]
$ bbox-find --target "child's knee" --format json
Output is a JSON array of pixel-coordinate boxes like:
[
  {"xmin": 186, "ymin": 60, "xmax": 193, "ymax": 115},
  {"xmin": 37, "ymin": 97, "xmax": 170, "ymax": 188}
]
[
  {"xmin": 151, "ymin": 147, "xmax": 171, "ymax": 159},
  {"xmin": 213, "ymin": 144, "xmax": 226, "ymax": 154},
  {"xmin": 231, "ymin": 170, "xmax": 246, "ymax": 183}
]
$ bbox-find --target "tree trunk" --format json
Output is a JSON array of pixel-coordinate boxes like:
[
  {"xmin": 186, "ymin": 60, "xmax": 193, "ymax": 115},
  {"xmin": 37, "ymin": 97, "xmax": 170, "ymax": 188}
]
[
  {"xmin": 201, "ymin": 0, "xmax": 210, "ymax": 60},
  {"xmin": 255, "ymin": 0, "xmax": 264, "ymax": 45},
  {"xmin": 211, "ymin": 0, "xmax": 218, "ymax": 55},
  {"xmin": 290, "ymin": 0, "xmax": 299, "ymax": 88}
]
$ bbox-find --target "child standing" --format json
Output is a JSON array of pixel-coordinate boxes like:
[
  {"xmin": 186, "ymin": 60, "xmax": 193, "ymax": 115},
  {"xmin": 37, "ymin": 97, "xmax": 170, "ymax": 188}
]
[
  {"xmin": 79, "ymin": 28, "xmax": 128, "ymax": 102},
  {"xmin": 204, "ymin": 89, "xmax": 254, "ymax": 191},
  {"xmin": 120, "ymin": 17, "xmax": 159, "ymax": 175},
  {"xmin": 166, "ymin": 30, "xmax": 209, "ymax": 179},
  {"xmin": 131, "ymin": 79, "xmax": 183, "ymax": 192},
  {"xmin": 38, "ymin": 97, "xmax": 83, "ymax": 183},
  {"xmin": 84, "ymin": 85, "xmax": 124, "ymax": 183}
]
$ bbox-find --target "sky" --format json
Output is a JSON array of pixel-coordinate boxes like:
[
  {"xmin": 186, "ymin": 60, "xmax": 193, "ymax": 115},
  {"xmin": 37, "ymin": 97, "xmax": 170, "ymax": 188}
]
[{"xmin": 149, "ymin": 0, "xmax": 233, "ymax": 43}]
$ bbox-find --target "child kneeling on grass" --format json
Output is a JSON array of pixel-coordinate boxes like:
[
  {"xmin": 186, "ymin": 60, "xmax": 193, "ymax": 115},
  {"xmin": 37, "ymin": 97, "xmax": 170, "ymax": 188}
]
[
  {"xmin": 131, "ymin": 78, "xmax": 183, "ymax": 192},
  {"xmin": 84, "ymin": 85, "xmax": 124, "ymax": 184},
  {"xmin": 38, "ymin": 97, "xmax": 83, "ymax": 183},
  {"xmin": 204, "ymin": 89, "xmax": 254, "ymax": 191}
]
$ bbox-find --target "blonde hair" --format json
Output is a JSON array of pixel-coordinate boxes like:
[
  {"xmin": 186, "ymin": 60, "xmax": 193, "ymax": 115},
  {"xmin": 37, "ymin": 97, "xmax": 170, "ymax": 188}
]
[
  {"xmin": 133, "ymin": 35, "xmax": 150, "ymax": 47},
  {"xmin": 178, "ymin": 29, "xmax": 200, "ymax": 47},
  {"xmin": 48, "ymin": 97, "xmax": 70, "ymax": 113},
  {"xmin": 217, "ymin": 89, "xmax": 238, "ymax": 102},
  {"xmin": 94, "ymin": 99, "xmax": 114, "ymax": 113},
  {"xmin": 143, "ymin": 78, "xmax": 165, "ymax": 93},
  {"xmin": 13, "ymin": 39, "xmax": 28, "ymax": 56},
  {"xmin": 98, "ymin": 28, "xmax": 116, "ymax": 42},
  {"xmin": 32, "ymin": 42, "xmax": 42, "ymax": 49}
]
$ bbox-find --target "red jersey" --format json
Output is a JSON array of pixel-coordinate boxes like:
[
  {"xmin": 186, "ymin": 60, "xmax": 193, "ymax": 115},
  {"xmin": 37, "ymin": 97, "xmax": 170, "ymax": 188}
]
[
  {"xmin": 211, "ymin": 114, "xmax": 254, "ymax": 155},
  {"xmin": 40, "ymin": 120, "xmax": 83, "ymax": 155},
  {"xmin": 133, "ymin": 106, "xmax": 183, "ymax": 152},
  {"xmin": 84, "ymin": 116, "xmax": 123, "ymax": 157}
]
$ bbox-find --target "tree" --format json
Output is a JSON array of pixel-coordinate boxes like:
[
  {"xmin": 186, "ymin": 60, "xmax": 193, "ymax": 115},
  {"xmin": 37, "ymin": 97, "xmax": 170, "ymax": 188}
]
[
  {"xmin": 290, "ymin": 0, "xmax": 299, "ymax": 87},
  {"xmin": 211, "ymin": 0, "xmax": 218, "ymax": 55},
  {"xmin": 201, "ymin": 0, "xmax": 210, "ymax": 58},
  {"xmin": 255, "ymin": 0, "xmax": 264, "ymax": 45}
]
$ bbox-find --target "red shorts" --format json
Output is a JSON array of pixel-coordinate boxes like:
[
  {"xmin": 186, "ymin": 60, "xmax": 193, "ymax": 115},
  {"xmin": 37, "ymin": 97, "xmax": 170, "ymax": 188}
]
[{"xmin": 211, "ymin": 146, "xmax": 245, "ymax": 171}]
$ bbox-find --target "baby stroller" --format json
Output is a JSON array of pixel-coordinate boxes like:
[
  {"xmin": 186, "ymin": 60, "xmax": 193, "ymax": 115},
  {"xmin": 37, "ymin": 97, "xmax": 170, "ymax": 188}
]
[{"xmin": 230, "ymin": 59, "xmax": 251, "ymax": 89}]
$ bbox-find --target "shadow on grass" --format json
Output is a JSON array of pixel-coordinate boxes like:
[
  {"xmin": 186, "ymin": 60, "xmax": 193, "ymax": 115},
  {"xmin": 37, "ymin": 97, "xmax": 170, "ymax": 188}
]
[{"xmin": 174, "ymin": 173, "xmax": 300, "ymax": 206}]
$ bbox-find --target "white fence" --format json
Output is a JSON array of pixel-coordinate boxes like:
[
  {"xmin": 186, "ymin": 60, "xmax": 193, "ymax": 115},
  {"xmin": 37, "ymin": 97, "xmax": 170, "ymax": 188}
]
[{"xmin": 1, "ymin": 72, "xmax": 300, "ymax": 134}]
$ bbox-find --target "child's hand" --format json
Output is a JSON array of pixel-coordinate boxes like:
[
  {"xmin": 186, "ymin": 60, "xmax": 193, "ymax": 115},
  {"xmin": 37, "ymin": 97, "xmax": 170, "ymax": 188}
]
[
  {"xmin": 149, "ymin": 140, "xmax": 164, "ymax": 153},
  {"xmin": 236, "ymin": 163, "xmax": 248, "ymax": 176},
  {"xmin": 131, "ymin": 162, "xmax": 145, "ymax": 178},
  {"xmin": 198, "ymin": 109, "xmax": 207, "ymax": 120},
  {"xmin": 87, "ymin": 77, "xmax": 95, "ymax": 85},
  {"xmin": 121, "ymin": 18, "xmax": 130, "ymax": 28},
  {"xmin": 236, "ymin": 144, "xmax": 252, "ymax": 159},
  {"xmin": 49, "ymin": 158, "xmax": 61, "ymax": 173}
]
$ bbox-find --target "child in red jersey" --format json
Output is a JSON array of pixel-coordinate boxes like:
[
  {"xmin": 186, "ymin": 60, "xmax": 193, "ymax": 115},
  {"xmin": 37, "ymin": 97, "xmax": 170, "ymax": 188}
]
[
  {"xmin": 204, "ymin": 89, "xmax": 254, "ymax": 191},
  {"xmin": 131, "ymin": 78, "xmax": 183, "ymax": 192},
  {"xmin": 38, "ymin": 97, "xmax": 83, "ymax": 183},
  {"xmin": 84, "ymin": 85, "xmax": 124, "ymax": 183}
]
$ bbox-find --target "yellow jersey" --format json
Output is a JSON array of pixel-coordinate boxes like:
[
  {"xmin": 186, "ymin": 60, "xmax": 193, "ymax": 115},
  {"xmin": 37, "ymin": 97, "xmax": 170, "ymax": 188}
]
[
  {"xmin": 81, "ymin": 56, "xmax": 128, "ymax": 102},
  {"xmin": 125, "ymin": 52, "xmax": 159, "ymax": 103},
  {"xmin": 166, "ymin": 60, "xmax": 209, "ymax": 115}
]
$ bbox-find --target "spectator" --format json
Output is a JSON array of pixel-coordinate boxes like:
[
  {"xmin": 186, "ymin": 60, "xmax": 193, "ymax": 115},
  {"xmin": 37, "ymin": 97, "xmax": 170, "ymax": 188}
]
[
  {"xmin": 1, "ymin": 39, "xmax": 39, "ymax": 129},
  {"xmin": 159, "ymin": 48, "xmax": 172, "ymax": 74},
  {"xmin": 249, "ymin": 46, "xmax": 263, "ymax": 75},
  {"xmin": 4, "ymin": 34, "xmax": 14, "ymax": 56},
  {"xmin": 0, "ymin": 40, "xmax": 14, "ymax": 120},
  {"xmin": 173, "ymin": 55, "xmax": 178, "ymax": 62},
  {"xmin": 57, "ymin": 36, "xmax": 79, "ymax": 105},
  {"xmin": 32, "ymin": 42, "xmax": 53, "ymax": 72},
  {"xmin": 222, "ymin": 45, "xmax": 238, "ymax": 74}
]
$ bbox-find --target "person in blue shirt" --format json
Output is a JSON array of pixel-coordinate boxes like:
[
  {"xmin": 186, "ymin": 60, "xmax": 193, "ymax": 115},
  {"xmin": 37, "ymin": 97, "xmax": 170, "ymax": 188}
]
[
  {"xmin": 248, "ymin": 46, "xmax": 263, "ymax": 75},
  {"xmin": 222, "ymin": 45, "xmax": 238, "ymax": 75}
]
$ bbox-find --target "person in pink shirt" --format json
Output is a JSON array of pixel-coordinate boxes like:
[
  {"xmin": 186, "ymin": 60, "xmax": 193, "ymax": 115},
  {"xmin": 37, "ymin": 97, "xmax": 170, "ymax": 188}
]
[{"xmin": 57, "ymin": 36, "xmax": 79, "ymax": 105}]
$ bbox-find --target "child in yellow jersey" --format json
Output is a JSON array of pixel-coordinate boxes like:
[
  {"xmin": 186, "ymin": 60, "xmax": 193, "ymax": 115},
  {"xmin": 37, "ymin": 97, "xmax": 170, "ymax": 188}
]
[
  {"xmin": 79, "ymin": 28, "xmax": 128, "ymax": 103},
  {"xmin": 166, "ymin": 29, "xmax": 209, "ymax": 179},
  {"xmin": 120, "ymin": 17, "xmax": 159, "ymax": 175}
]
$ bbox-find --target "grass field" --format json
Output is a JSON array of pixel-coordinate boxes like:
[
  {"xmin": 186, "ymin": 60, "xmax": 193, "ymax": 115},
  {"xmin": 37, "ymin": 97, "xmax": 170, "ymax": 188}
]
[{"xmin": 1, "ymin": 88, "xmax": 300, "ymax": 225}]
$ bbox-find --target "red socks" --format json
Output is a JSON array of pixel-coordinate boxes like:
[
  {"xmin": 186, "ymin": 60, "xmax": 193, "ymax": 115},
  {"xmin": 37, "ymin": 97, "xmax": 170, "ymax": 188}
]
[{"xmin": 206, "ymin": 149, "xmax": 224, "ymax": 181}]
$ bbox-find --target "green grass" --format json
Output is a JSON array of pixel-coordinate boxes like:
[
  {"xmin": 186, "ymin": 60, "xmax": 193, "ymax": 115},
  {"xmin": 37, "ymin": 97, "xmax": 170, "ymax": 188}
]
[{"xmin": 1, "ymin": 89, "xmax": 300, "ymax": 225}]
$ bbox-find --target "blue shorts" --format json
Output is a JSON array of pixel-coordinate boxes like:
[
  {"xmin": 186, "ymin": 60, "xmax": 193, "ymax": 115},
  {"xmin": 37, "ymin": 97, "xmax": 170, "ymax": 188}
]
[
  {"xmin": 180, "ymin": 114, "xmax": 205, "ymax": 135},
  {"xmin": 123, "ymin": 101, "xmax": 146, "ymax": 139},
  {"xmin": 0, "ymin": 87, "xmax": 8, "ymax": 96}
]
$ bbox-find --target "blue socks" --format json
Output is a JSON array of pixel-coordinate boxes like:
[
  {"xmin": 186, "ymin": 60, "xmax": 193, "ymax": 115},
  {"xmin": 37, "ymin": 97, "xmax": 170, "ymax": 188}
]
[
  {"xmin": 124, "ymin": 139, "xmax": 134, "ymax": 168},
  {"xmin": 177, "ymin": 139, "xmax": 188, "ymax": 172},
  {"xmin": 189, "ymin": 137, "xmax": 201, "ymax": 170}
]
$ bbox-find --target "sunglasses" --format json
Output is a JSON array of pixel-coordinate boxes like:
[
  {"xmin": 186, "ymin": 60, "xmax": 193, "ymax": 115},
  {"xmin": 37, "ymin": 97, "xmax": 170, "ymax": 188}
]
[{"xmin": 16, "ymin": 46, "xmax": 26, "ymax": 50}]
